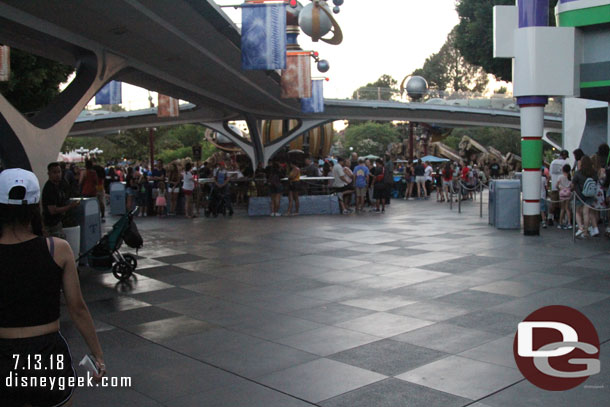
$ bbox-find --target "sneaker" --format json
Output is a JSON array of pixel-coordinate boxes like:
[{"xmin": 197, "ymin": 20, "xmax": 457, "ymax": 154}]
[
  {"xmin": 270, "ymin": 213, "xmax": 275, "ymax": 217},
  {"xmin": 591, "ymin": 227, "xmax": 600, "ymax": 237},
  {"xmin": 275, "ymin": 212, "xmax": 281, "ymax": 217},
  {"xmin": 541, "ymin": 221, "xmax": 547, "ymax": 229},
  {"xmin": 575, "ymin": 229, "xmax": 584, "ymax": 238},
  {"xmin": 343, "ymin": 209, "xmax": 350, "ymax": 215},
  {"xmin": 566, "ymin": 224, "xmax": 573, "ymax": 230},
  {"xmin": 557, "ymin": 223, "xmax": 563, "ymax": 229},
  {"xmin": 381, "ymin": 209, "xmax": 385, "ymax": 213}
]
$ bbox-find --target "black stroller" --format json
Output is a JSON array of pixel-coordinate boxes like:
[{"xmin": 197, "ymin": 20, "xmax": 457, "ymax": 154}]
[
  {"xmin": 204, "ymin": 186, "xmax": 228, "ymax": 217},
  {"xmin": 77, "ymin": 207, "xmax": 143, "ymax": 281}
]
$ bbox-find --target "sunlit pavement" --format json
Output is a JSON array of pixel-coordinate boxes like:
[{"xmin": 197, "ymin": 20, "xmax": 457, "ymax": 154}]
[{"xmin": 63, "ymin": 196, "xmax": 610, "ymax": 406}]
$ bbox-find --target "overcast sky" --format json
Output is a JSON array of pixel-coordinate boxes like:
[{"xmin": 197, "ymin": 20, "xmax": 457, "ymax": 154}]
[{"xmin": 90, "ymin": 0, "xmax": 460, "ymax": 109}]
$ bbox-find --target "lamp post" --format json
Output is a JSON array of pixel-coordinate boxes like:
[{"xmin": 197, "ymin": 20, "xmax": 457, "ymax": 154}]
[{"xmin": 148, "ymin": 92, "xmax": 155, "ymax": 170}]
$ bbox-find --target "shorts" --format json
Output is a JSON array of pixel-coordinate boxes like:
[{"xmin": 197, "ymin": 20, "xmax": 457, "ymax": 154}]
[
  {"xmin": 269, "ymin": 184, "xmax": 283, "ymax": 195},
  {"xmin": 333, "ymin": 185, "xmax": 352, "ymax": 194},
  {"xmin": 0, "ymin": 332, "xmax": 75, "ymax": 407},
  {"xmin": 415, "ymin": 176, "xmax": 426, "ymax": 183},
  {"xmin": 355, "ymin": 187, "xmax": 367, "ymax": 197},
  {"xmin": 126, "ymin": 187, "xmax": 135, "ymax": 197},
  {"xmin": 183, "ymin": 189, "xmax": 193, "ymax": 196},
  {"xmin": 373, "ymin": 183, "xmax": 386, "ymax": 200},
  {"xmin": 288, "ymin": 182, "xmax": 299, "ymax": 192},
  {"xmin": 540, "ymin": 198, "xmax": 547, "ymax": 213}
]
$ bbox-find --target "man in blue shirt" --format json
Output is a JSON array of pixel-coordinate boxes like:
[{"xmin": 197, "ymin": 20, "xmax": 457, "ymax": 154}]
[{"xmin": 353, "ymin": 158, "xmax": 369, "ymax": 212}]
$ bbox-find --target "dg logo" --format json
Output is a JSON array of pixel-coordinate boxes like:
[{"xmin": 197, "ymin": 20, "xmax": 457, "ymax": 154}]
[{"xmin": 513, "ymin": 305, "xmax": 601, "ymax": 391}]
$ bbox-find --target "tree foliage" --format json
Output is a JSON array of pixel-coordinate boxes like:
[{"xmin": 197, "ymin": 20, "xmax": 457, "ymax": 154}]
[
  {"xmin": 62, "ymin": 124, "xmax": 217, "ymax": 164},
  {"xmin": 352, "ymin": 74, "xmax": 398, "ymax": 101},
  {"xmin": 343, "ymin": 122, "xmax": 401, "ymax": 157},
  {"xmin": 412, "ymin": 27, "xmax": 488, "ymax": 93},
  {"xmin": 454, "ymin": 0, "xmax": 559, "ymax": 82},
  {"xmin": 443, "ymin": 127, "xmax": 521, "ymax": 155},
  {"xmin": 0, "ymin": 48, "xmax": 74, "ymax": 113}
]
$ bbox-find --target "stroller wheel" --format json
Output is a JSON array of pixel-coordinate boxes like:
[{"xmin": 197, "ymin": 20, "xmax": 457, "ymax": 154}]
[
  {"xmin": 112, "ymin": 262, "xmax": 133, "ymax": 281},
  {"xmin": 123, "ymin": 254, "xmax": 138, "ymax": 270}
]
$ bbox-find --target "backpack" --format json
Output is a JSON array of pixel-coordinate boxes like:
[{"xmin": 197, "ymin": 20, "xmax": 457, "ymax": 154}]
[
  {"xmin": 582, "ymin": 177, "xmax": 597, "ymax": 198},
  {"xmin": 124, "ymin": 220, "xmax": 143, "ymax": 250}
]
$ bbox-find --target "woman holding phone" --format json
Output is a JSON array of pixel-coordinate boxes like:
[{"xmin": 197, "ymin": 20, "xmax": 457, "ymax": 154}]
[{"xmin": 0, "ymin": 169, "xmax": 105, "ymax": 407}]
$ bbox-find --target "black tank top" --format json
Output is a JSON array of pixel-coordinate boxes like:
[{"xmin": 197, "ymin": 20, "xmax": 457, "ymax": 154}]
[{"xmin": 0, "ymin": 237, "xmax": 63, "ymax": 327}]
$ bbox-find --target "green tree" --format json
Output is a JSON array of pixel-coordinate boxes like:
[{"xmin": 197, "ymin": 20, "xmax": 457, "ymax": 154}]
[
  {"xmin": 0, "ymin": 48, "xmax": 73, "ymax": 113},
  {"xmin": 343, "ymin": 122, "xmax": 401, "ymax": 157},
  {"xmin": 352, "ymin": 74, "xmax": 398, "ymax": 101},
  {"xmin": 413, "ymin": 27, "xmax": 488, "ymax": 93},
  {"xmin": 454, "ymin": 0, "xmax": 559, "ymax": 81}
]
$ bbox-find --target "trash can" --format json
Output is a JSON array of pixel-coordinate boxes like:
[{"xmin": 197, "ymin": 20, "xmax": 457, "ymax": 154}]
[
  {"xmin": 109, "ymin": 182, "xmax": 126, "ymax": 215},
  {"xmin": 489, "ymin": 180, "xmax": 521, "ymax": 229},
  {"xmin": 74, "ymin": 198, "xmax": 101, "ymax": 264}
]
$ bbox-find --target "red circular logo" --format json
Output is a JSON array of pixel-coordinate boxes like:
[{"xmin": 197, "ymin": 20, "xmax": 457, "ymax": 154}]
[{"xmin": 513, "ymin": 305, "xmax": 600, "ymax": 391}]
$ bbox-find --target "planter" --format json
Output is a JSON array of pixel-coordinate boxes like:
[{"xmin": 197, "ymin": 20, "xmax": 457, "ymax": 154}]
[{"xmin": 63, "ymin": 225, "xmax": 81, "ymax": 258}]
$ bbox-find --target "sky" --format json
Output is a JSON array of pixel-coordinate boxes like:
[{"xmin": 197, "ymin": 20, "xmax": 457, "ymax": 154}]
[{"xmin": 88, "ymin": 0, "xmax": 460, "ymax": 110}]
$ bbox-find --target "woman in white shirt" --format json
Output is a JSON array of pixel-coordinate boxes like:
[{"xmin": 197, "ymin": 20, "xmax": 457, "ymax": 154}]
[{"xmin": 182, "ymin": 162, "xmax": 196, "ymax": 218}]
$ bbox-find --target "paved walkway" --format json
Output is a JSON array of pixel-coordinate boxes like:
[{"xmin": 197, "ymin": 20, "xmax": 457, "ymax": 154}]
[{"xmin": 64, "ymin": 197, "xmax": 610, "ymax": 406}]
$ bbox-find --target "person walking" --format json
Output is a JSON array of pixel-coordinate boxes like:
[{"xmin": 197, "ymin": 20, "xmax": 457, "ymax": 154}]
[
  {"xmin": 353, "ymin": 158, "xmax": 369, "ymax": 212},
  {"xmin": 0, "ymin": 169, "xmax": 106, "ymax": 407},
  {"xmin": 79, "ymin": 159, "xmax": 98, "ymax": 199},
  {"xmin": 42, "ymin": 163, "xmax": 79, "ymax": 238},
  {"xmin": 573, "ymin": 156, "xmax": 598, "ymax": 238}
]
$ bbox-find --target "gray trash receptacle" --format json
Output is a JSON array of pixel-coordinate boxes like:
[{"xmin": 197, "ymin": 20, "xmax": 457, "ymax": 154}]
[
  {"xmin": 110, "ymin": 182, "xmax": 126, "ymax": 215},
  {"xmin": 75, "ymin": 198, "xmax": 101, "ymax": 264},
  {"xmin": 489, "ymin": 180, "xmax": 521, "ymax": 229}
]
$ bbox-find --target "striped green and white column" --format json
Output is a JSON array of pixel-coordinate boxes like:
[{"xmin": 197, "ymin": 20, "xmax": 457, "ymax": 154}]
[{"xmin": 517, "ymin": 0, "xmax": 549, "ymax": 235}]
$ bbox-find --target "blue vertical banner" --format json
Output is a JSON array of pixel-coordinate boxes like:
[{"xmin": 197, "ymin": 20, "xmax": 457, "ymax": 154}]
[
  {"xmin": 95, "ymin": 81, "xmax": 122, "ymax": 105},
  {"xmin": 301, "ymin": 79, "xmax": 324, "ymax": 113},
  {"xmin": 241, "ymin": 3, "xmax": 287, "ymax": 70}
]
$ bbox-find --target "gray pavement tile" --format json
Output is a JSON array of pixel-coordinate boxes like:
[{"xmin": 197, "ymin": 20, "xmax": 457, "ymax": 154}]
[
  {"xmin": 419, "ymin": 260, "xmax": 476, "ymax": 273},
  {"xmin": 293, "ymin": 254, "xmax": 373, "ymax": 269},
  {"xmin": 391, "ymin": 322, "xmax": 499, "ymax": 354},
  {"xmin": 328, "ymin": 339, "xmax": 449, "ymax": 376},
  {"xmin": 505, "ymin": 271, "xmax": 580, "ymax": 287},
  {"xmin": 134, "ymin": 265, "xmax": 193, "ymax": 279},
  {"xmin": 72, "ymin": 387, "xmax": 165, "ymax": 407},
  {"xmin": 128, "ymin": 287, "xmax": 200, "ymax": 304},
  {"xmin": 86, "ymin": 296, "xmax": 151, "ymax": 316},
  {"xmin": 98, "ymin": 305, "xmax": 182, "ymax": 328},
  {"xmin": 396, "ymin": 355, "xmax": 523, "ymax": 400},
  {"xmin": 320, "ymin": 378, "xmax": 472, "ymax": 407},
  {"xmin": 113, "ymin": 277, "xmax": 174, "ymax": 295},
  {"xmin": 66, "ymin": 327, "xmax": 152, "ymax": 352},
  {"xmin": 387, "ymin": 275, "xmax": 489, "ymax": 300},
  {"xmin": 173, "ymin": 259, "xmax": 224, "ymax": 272},
  {"xmin": 381, "ymin": 268, "xmax": 450, "ymax": 285},
  {"xmin": 124, "ymin": 315, "xmax": 216, "ymax": 342},
  {"xmin": 489, "ymin": 288, "xmax": 610, "ymax": 318},
  {"xmin": 312, "ymin": 270, "xmax": 372, "ymax": 284},
  {"xmin": 201, "ymin": 340, "xmax": 319, "ymax": 378},
  {"xmin": 559, "ymin": 276, "xmax": 610, "ymax": 293},
  {"xmin": 471, "ymin": 280, "xmax": 546, "ymax": 297},
  {"xmin": 131, "ymin": 359, "xmax": 244, "ymax": 403},
  {"xmin": 347, "ymin": 263, "xmax": 409, "ymax": 276},
  {"xmin": 297, "ymin": 284, "xmax": 373, "ymax": 302},
  {"xmin": 435, "ymin": 290, "xmax": 515, "ymax": 309},
  {"xmin": 158, "ymin": 327, "xmax": 263, "ymax": 358},
  {"xmin": 231, "ymin": 314, "xmax": 324, "ymax": 341},
  {"xmin": 580, "ymin": 297, "xmax": 610, "ymax": 342},
  {"xmin": 247, "ymin": 293, "xmax": 330, "ymax": 314},
  {"xmin": 458, "ymin": 335, "xmax": 517, "ymax": 369},
  {"xmin": 276, "ymin": 326, "xmax": 381, "ymax": 356},
  {"xmin": 445, "ymin": 310, "xmax": 523, "ymax": 336},
  {"xmin": 149, "ymin": 271, "xmax": 217, "ymax": 286},
  {"xmin": 266, "ymin": 277, "xmax": 330, "ymax": 292},
  {"xmin": 340, "ymin": 294, "xmax": 416, "ymax": 311},
  {"xmin": 288, "ymin": 303, "xmax": 377, "ymax": 325},
  {"xmin": 258, "ymin": 358, "xmax": 386, "ymax": 403},
  {"xmin": 336, "ymin": 312, "xmax": 434, "ymax": 338},
  {"xmin": 389, "ymin": 300, "xmax": 478, "ymax": 321},
  {"xmin": 153, "ymin": 253, "xmax": 206, "ymax": 264},
  {"xmin": 167, "ymin": 379, "xmax": 314, "ymax": 407},
  {"xmin": 102, "ymin": 343, "xmax": 199, "ymax": 377},
  {"xmin": 158, "ymin": 296, "xmax": 270, "ymax": 326}
]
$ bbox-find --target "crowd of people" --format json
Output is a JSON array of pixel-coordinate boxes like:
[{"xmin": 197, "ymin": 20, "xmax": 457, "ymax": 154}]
[{"xmin": 546, "ymin": 144, "xmax": 610, "ymax": 238}]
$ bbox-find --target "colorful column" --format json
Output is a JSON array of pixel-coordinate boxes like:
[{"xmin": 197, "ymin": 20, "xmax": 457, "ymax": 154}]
[{"xmin": 517, "ymin": 0, "xmax": 548, "ymax": 236}]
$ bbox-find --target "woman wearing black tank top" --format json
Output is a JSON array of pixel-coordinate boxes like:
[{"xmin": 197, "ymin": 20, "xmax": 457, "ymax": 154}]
[{"xmin": 0, "ymin": 169, "xmax": 105, "ymax": 407}]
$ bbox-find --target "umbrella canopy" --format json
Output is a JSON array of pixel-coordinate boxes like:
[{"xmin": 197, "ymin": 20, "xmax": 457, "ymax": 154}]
[
  {"xmin": 414, "ymin": 155, "xmax": 450, "ymax": 163},
  {"xmin": 363, "ymin": 154, "xmax": 380, "ymax": 160}
]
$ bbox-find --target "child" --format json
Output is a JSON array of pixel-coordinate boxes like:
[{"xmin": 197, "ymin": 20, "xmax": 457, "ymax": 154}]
[
  {"xmin": 136, "ymin": 173, "xmax": 149, "ymax": 217},
  {"xmin": 540, "ymin": 171, "xmax": 548, "ymax": 228},
  {"xmin": 156, "ymin": 181, "xmax": 167, "ymax": 217}
]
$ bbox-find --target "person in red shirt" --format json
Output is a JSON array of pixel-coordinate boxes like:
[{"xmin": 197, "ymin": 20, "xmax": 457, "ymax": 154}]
[{"xmin": 79, "ymin": 159, "xmax": 98, "ymax": 198}]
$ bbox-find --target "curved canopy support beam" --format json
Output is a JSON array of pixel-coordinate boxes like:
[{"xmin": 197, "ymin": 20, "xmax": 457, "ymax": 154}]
[
  {"xmin": 263, "ymin": 118, "xmax": 329, "ymax": 165},
  {"xmin": 0, "ymin": 50, "xmax": 127, "ymax": 180},
  {"xmin": 200, "ymin": 120, "xmax": 258, "ymax": 168}
]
